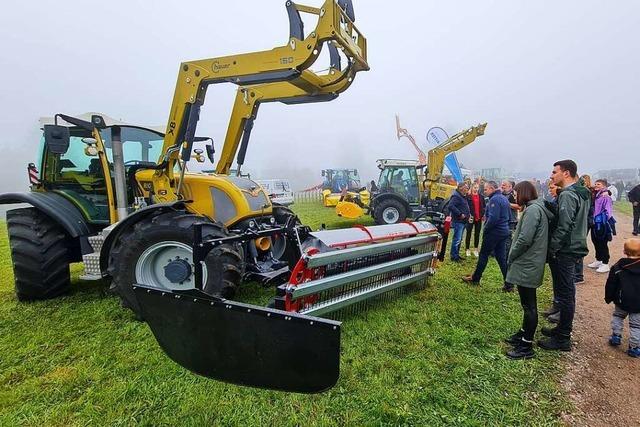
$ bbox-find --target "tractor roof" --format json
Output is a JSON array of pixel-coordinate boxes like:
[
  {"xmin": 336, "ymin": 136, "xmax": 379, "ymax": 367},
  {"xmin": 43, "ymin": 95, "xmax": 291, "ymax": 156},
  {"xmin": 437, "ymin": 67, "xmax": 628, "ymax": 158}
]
[
  {"xmin": 39, "ymin": 112, "xmax": 165, "ymax": 134},
  {"xmin": 376, "ymin": 159, "xmax": 421, "ymax": 168}
]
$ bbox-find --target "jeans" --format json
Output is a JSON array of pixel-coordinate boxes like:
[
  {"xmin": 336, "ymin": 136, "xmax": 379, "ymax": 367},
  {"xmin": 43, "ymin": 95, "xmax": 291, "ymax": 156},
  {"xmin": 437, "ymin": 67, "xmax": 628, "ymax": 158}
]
[
  {"xmin": 465, "ymin": 221, "xmax": 482, "ymax": 249},
  {"xmin": 517, "ymin": 286, "xmax": 538, "ymax": 341},
  {"xmin": 471, "ymin": 232, "xmax": 508, "ymax": 283},
  {"xmin": 549, "ymin": 254, "xmax": 577, "ymax": 336},
  {"xmin": 612, "ymin": 305, "xmax": 640, "ymax": 348},
  {"xmin": 633, "ymin": 204, "xmax": 640, "ymax": 234},
  {"xmin": 450, "ymin": 222, "xmax": 466, "ymax": 260}
]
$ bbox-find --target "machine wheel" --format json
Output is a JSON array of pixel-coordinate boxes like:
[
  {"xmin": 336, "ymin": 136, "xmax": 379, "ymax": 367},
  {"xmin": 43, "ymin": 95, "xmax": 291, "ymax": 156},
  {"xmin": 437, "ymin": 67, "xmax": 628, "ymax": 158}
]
[
  {"xmin": 373, "ymin": 199, "xmax": 407, "ymax": 225},
  {"xmin": 109, "ymin": 211, "xmax": 243, "ymax": 318},
  {"xmin": 6, "ymin": 208, "xmax": 71, "ymax": 300},
  {"xmin": 271, "ymin": 204, "xmax": 302, "ymax": 268}
]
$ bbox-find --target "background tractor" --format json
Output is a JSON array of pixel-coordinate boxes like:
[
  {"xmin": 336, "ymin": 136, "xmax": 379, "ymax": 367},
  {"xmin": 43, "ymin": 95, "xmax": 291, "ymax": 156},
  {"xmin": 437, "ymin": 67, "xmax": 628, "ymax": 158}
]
[{"xmin": 320, "ymin": 168, "xmax": 370, "ymax": 207}]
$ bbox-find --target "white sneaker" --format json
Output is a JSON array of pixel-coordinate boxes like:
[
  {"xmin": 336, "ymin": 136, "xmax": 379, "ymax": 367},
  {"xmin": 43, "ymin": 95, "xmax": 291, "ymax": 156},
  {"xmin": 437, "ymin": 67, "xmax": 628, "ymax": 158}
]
[
  {"xmin": 587, "ymin": 261, "xmax": 602, "ymax": 269},
  {"xmin": 474, "ymin": 250, "xmax": 479, "ymax": 257},
  {"xmin": 466, "ymin": 249, "xmax": 471, "ymax": 257},
  {"xmin": 596, "ymin": 264, "xmax": 610, "ymax": 273}
]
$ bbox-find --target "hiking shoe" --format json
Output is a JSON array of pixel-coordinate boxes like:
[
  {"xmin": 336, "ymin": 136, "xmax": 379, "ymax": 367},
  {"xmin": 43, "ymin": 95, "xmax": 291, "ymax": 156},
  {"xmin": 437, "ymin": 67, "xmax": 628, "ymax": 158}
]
[
  {"xmin": 506, "ymin": 339, "xmax": 535, "ymax": 360},
  {"xmin": 628, "ymin": 347, "xmax": 640, "ymax": 358},
  {"xmin": 609, "ymin": 334, "xmax": 622, "ymax": 346},
  {"xmin": 502, "ymin": 283, "xmax": 515, "ymax": 293},
  {"xmin": 546, "ymin": 312, "xmax": 560, "ymax": 324},
  {"xmin": 596, "ymin": 264, "xmax": 610, "ymax": 273},
  {"xmin": 462, "ymin": 275, "xmax": 479, "ymax": 285},
  {"xmin": 542, "ymin": 305, "xmax": 560, "ymax": 317},
  {"xmin": 538, "ymin": 335, "xmax": 571, "ymax": 352},
  {"xmin": 504, "ymin": 330, "xmax": 524, "ymax": 345},
  {"xmin": 587, "ymin": 260, "xmax": 603, "ymax": 269},
  {"xmin": 541, "ymin": 326, "xmax": 559, "ymax": 337}
]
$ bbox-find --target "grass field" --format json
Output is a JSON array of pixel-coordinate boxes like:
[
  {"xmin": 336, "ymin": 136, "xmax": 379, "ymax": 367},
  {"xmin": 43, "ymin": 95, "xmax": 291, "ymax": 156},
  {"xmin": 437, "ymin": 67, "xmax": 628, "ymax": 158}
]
[
  {"xmin": 614, "ymin": 200, "xmax": 633, "ymax": 217},
  {"xmin": 0, "ymin": 203, "xmax": 569, "ymax": 426}
]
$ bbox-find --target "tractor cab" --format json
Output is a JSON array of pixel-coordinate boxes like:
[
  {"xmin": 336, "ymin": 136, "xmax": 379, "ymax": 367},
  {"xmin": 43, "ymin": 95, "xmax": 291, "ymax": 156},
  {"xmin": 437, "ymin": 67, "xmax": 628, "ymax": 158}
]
[{"xmin": 35, "ymin": 114, "xmax": 167, "ymax": 224}]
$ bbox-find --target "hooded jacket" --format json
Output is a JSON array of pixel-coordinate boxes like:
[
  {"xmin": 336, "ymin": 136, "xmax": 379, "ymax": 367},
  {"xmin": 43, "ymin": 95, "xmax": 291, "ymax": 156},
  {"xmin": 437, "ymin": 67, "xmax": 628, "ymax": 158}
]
[
  {"xmin": 506, "ymin": 199, "xmax": 556, "ymax": 288},
  {"xmin": 605, "ymin": 258, "xmax": 640, "ymax": 313},
  {"xmin": 548, "ymin": 183, "xmax": 591, "ymax": 259}
]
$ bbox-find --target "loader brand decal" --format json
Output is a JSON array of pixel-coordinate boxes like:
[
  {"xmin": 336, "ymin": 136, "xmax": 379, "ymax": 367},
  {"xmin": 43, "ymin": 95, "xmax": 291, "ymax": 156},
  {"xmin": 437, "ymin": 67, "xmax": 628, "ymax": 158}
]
[
  {"xmin": 168, "ymin": 121, "xmax": 176, "ymax": 135},
  {"xmin": 280, "ymin": 57, "xmax": 294, "ymax": 65},
  {"xmin": 212, "ymin": 61, "xmax": 231, "ymax": 73}
]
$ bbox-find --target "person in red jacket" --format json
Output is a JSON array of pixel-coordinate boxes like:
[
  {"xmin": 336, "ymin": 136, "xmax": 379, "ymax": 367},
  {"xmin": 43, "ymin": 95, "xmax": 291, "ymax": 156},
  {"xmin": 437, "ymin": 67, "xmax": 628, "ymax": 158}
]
[{"xmin": 465, "ymin": 182, "xmax": 485, "ymax": 257}]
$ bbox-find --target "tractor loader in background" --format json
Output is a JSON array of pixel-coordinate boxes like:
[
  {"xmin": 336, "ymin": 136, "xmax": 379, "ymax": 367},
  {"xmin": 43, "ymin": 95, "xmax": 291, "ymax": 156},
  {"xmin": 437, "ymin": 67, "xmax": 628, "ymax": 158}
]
[{"xmin": 1, "ymin": 0, "xmax": 443, "ymax": 393}]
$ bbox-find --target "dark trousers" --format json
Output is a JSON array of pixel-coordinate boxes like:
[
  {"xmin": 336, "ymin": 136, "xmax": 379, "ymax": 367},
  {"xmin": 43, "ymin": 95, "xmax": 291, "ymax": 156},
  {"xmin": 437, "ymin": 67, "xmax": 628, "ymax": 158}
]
[
  {"xmin": 591, "ymin": 233, "xmax": 610, "ymax": 264},
  {"xmin": 574, "ymin": 258, "xmax": 584, "ymax": 282},
  {"xmin": 549, "ymin": 255, "xmax": 577, "ymax": 336},
  {"xmin": 471, "ymin": 232, "xmax": 508, "ymax": 283},
  {"xmin": 517, "ymin": 286, "xmax": 538, "ymax": 341},
  {"xmin": 633, "ymin": 204, "xmax": 640, "ymax": 234},
  {"xmin": 465, "ymin": 221, "xmax": 482, "ymax": 249}
]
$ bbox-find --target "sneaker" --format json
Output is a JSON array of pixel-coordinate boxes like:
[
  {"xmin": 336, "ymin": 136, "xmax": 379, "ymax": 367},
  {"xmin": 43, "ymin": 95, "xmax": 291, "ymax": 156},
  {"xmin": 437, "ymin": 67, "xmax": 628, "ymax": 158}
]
[
  {"xmin": 633, "ymin": 232, "xmax": 639, "ymax": 236},
  {"xmin": 466, "ymin": 249, "xmax": 471, "ymax": 257},
  {"xmin": 587, "ymin": 260, "xmax": 603, "ymax": 269},
  {"xmin": 596, "ymin": 264, "xmax": 610, "ymax": 273},
  {"xmin": 462, "ymin": 275, "xmax": 479, "ymax": 285},
  {"xmin": 506, "ymin": 339, "xmax": 535, "ymax": 360},
  {"xmin": 541, "ymin": 326, "xmax": 559, "ymax": 337},
  {"xmin": 538, "ymin": 335, "xmax": 572, "ymax": 352},
  {"xmin": 542, "ymin": 304, "xmax": 560, "ymax": 317},
  {"xmin": 628, "ymin": 347, "xmax": 640, "ymax": 358},
  {"xmin": 546, "ymin": 312, "xmax": 560, "ymax": 324},
  {"xmin": 609, "ymin": 334, "xmax": 622, "ymax": 346},
  {"xmin": 504, "ymin": 330, "xmax": 524, "ymax": 345},
  {"xmin": 473, "ymin": 250, "xmax": 479, "ymax": 257}
]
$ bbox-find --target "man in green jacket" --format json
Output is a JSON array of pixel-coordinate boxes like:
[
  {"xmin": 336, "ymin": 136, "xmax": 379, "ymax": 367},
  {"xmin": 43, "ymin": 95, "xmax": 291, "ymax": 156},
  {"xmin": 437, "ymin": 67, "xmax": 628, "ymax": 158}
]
[{"xmin": 539, "ymin": 160, "xmax": 591, "ymax": 351}]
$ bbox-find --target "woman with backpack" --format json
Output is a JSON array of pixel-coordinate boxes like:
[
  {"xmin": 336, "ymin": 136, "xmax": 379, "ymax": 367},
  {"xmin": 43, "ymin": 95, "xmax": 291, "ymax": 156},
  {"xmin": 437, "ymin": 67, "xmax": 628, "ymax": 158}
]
[
  {"xmin": 504, "ymin": 181, "xmax": 556, "ymax": 359},
  {"xmin": 588, "ymin": 179, "xmax": 615, "ymax": 273}
]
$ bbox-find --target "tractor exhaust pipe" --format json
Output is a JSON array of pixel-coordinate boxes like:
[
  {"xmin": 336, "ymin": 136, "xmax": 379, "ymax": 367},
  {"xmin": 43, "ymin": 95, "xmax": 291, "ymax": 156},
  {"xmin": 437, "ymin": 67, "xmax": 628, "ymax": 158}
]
[{"xmin": 111, "ymin": 126, "xmax": 129, "ymax": 220}]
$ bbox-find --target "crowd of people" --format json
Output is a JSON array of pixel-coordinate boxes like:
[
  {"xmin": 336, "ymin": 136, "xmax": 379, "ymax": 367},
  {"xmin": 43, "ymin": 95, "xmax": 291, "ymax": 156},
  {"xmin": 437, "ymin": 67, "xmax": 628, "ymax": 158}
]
[{"xmin": 444, "ymin": 160, "xmax": 640, "ymax": 360}]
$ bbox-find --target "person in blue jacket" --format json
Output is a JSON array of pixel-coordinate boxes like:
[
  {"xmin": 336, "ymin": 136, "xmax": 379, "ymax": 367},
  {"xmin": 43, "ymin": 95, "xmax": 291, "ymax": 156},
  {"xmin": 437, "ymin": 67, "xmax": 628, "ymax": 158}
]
[
  {"xmin": 463, "ymin": 181, "xmax": 511, "ymax": 285},
  {"xmin": 448, "ymin": 183, "xmax": 471, "ymax": 262}
]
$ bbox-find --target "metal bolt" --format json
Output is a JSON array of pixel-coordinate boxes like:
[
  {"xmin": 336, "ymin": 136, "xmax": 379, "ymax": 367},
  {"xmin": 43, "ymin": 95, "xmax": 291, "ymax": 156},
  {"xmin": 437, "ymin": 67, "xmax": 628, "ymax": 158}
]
[{"xmin": 186, "ymin": 77, "xmax": 191, "ymax": 83}]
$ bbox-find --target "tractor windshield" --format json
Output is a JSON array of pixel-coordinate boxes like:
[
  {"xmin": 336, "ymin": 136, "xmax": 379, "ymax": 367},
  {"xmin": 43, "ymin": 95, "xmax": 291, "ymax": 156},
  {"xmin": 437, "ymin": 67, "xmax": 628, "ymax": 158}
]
[
  {"xmin": 99, "ymin": 126, "xmax": 165, "ymax": 164},
  {"xmin": 377, "ymin": 166, "xmax": 420, "ymax": 203}
]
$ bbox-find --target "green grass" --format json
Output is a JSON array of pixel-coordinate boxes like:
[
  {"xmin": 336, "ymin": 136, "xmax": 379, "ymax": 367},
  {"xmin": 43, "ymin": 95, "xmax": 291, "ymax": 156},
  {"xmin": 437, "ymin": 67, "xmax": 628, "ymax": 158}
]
[
  {"xmin": 0, "ymin": 203, "xmax": 569, "ymax": 426},
  {"xmin": 614, "ymin": 200, "xmax": 633, "ymax": 217}
]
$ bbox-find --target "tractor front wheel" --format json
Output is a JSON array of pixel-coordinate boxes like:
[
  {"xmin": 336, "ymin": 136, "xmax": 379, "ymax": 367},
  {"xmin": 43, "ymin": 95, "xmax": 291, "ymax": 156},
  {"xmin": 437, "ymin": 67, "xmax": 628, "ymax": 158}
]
[
  {"xmin": 109, "ymin": 211, "xmax": 243, "ymax": 318},
  {"xmin": 373, "ymin": 199, "xmax": 407, "ymax": 225}
]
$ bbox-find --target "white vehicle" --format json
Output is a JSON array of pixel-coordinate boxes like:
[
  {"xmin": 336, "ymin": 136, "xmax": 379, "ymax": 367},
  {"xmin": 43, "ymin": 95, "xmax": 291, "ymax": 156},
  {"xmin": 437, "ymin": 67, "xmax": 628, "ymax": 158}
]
[{"xmin": 256, "ymin": 179, "xmax": 294, "ymax": 206}]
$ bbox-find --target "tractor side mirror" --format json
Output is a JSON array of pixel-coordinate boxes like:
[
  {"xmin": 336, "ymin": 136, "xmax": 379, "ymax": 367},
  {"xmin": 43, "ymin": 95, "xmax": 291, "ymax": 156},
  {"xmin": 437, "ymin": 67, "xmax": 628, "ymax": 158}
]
[
  {"xmin": 43, "ymin": 125, "xmax": 70, "ymax": 154},
  {"xmin": 205, "ymin": 144, "xmax": 215, "ymax": 164},
  {"xmin": 81, "ymin": 137, "xmax": 99, "ymax": 156}
]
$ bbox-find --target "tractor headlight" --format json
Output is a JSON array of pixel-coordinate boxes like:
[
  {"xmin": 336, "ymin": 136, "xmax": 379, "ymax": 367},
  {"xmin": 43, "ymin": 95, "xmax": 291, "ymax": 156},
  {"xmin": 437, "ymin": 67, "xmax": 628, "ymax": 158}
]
[
  {"xmin": 270, "ymin": 217, "xmax": 276, "ymax": 225},
  {"xmin": 249, "ymin": 220, "xmax": 256, "ymax": 229}
]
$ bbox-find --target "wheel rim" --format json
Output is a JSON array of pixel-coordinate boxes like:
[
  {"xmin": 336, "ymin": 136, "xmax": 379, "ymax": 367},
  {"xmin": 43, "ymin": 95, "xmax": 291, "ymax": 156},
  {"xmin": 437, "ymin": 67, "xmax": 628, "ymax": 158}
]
[
  {"xmin": 382, "ymin": 206, "xmax": 400, "ymax": 224},
  {"xmin": 135, "ymin": 241, "xmax": 208, "ymax": 291}
]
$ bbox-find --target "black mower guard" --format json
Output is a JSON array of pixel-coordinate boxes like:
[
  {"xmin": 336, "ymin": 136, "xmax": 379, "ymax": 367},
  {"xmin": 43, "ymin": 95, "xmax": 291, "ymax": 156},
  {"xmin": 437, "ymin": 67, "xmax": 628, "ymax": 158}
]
[{"xmin": 133, "ymin": 285, "xmax": 341, "ymax": 393}]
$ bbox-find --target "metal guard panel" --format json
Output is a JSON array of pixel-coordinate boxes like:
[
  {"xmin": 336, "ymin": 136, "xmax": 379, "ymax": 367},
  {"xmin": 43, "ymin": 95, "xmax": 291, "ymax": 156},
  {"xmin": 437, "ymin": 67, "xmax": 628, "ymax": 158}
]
[{"xmin": 133, "ymin": 286, "xmax": 341, "ymax": 393}]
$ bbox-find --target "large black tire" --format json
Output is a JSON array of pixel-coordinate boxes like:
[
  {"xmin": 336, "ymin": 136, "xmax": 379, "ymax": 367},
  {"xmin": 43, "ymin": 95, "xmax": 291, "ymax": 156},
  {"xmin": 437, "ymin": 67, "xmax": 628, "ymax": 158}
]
[
  {"xmin": 109, "ymin": 211, "xmax": 243, "ymax": 318},
  {"xmin": 373, "ymin": 198, "xmax": 407, "ymax": 225},
  {"xmin": 6, "ymin": 208, "xmax": 71, "ymax": 300}
]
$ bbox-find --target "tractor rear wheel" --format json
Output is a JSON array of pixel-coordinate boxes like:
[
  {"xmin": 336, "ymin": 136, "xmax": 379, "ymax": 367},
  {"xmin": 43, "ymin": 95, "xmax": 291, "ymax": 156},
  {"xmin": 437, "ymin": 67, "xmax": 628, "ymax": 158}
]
[
  {"xmin": 373, "ymin": 198, "xmax": 407, "ymax": 225},
  {"xmin": 6, "ymin": 208, "xmax": 71, "ymax": 300},
  {"xmin": 109, "ymin": 211, "xmax": 243, "ymax": 318}
]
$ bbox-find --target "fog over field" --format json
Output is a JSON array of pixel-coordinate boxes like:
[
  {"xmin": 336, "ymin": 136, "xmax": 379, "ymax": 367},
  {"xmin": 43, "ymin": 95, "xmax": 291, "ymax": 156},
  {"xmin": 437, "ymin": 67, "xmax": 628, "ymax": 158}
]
[{"xmin": 1, "ymin": 0, "xmax": 638, "ymax": 192}]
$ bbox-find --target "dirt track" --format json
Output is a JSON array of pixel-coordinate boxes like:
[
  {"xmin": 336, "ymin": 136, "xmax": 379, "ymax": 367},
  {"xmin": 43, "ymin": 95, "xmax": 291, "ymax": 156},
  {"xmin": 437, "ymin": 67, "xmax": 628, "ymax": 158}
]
[{"xmin": 560, "ymin": 208, "xmax": 639, "ymax": 426}]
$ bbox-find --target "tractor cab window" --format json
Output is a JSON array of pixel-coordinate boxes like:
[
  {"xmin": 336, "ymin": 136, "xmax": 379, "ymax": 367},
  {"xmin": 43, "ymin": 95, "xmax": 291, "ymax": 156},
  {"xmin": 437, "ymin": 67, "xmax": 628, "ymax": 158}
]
[
  {"xmin": 378, "ymin": 167, "xmax": 420, "ymax": 203},
  {"xmin": 99, "ymin": 126, "xmax": 165, "ymax": 165},
  {"xmin": 40, "ymin": 130, "xmax": 110, "ymax": 224}
]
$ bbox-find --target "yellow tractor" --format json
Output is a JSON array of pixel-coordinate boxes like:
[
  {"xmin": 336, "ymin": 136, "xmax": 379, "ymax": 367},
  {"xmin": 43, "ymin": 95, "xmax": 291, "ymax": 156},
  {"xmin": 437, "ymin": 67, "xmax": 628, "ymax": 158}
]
[{"xmin": 2, "ymin": 1, "xmax": 442, "ymax": 393}]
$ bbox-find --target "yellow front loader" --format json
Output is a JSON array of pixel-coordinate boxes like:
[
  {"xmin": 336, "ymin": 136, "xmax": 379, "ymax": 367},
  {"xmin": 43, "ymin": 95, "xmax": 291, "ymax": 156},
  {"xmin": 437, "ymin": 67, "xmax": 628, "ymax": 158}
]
[{"xmin": 1, "ymin": 1, "xmax": 442, "ymax": 393}]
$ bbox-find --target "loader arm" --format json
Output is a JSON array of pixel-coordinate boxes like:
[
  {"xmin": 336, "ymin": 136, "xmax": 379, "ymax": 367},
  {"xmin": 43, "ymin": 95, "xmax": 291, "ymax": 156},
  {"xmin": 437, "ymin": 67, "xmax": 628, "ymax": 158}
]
[
  {"xmin": 157, "ymin": 0, "xmax": 369, "ymax": 198},
  {"xmin": 395, "ymin": 114, "xmax": 427, "ymax": 166},
  {"xmin": 216, "ymin": 53, "xmax": 360, "ymax": 175},
  {"xmin": 425, "ymin": 123, "xmax": 487, "ymax": 185}
]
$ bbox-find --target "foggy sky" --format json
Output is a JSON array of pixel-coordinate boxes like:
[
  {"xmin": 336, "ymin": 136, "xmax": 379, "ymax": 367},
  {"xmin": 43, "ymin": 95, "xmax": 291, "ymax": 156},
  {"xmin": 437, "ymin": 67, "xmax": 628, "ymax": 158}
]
[{"xmin": 1, "ymin": 0, "xmax": 638, "ymax": 192}]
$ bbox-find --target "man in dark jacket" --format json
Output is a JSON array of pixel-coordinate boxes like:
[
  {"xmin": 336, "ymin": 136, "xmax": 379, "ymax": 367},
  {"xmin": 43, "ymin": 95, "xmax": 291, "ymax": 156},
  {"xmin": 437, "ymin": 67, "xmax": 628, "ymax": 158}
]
[
  {"xmin": 605, "ymin": 238, "xmax": 640, "ymax": 357},
  {"xmin": 539, "ymin": 160, "xmax": 590, "ymax": 351},
  {"xmin": 448, "ymin": 183, "xmax": 470, "ymax": 262},
  {"xmin": 462, "ymin": 181, "xmax": 510, "ymax": 285},
  {"xmin": 628, "ymin": 183, "xmax": 640, "ymax": 236}
]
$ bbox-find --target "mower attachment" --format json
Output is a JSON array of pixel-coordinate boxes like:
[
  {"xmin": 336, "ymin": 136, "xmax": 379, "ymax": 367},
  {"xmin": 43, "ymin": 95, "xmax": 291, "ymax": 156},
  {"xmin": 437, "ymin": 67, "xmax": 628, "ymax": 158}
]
[{"xmin": 133, "ymin": 285, "xmax": 340, "ymax": 393}]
